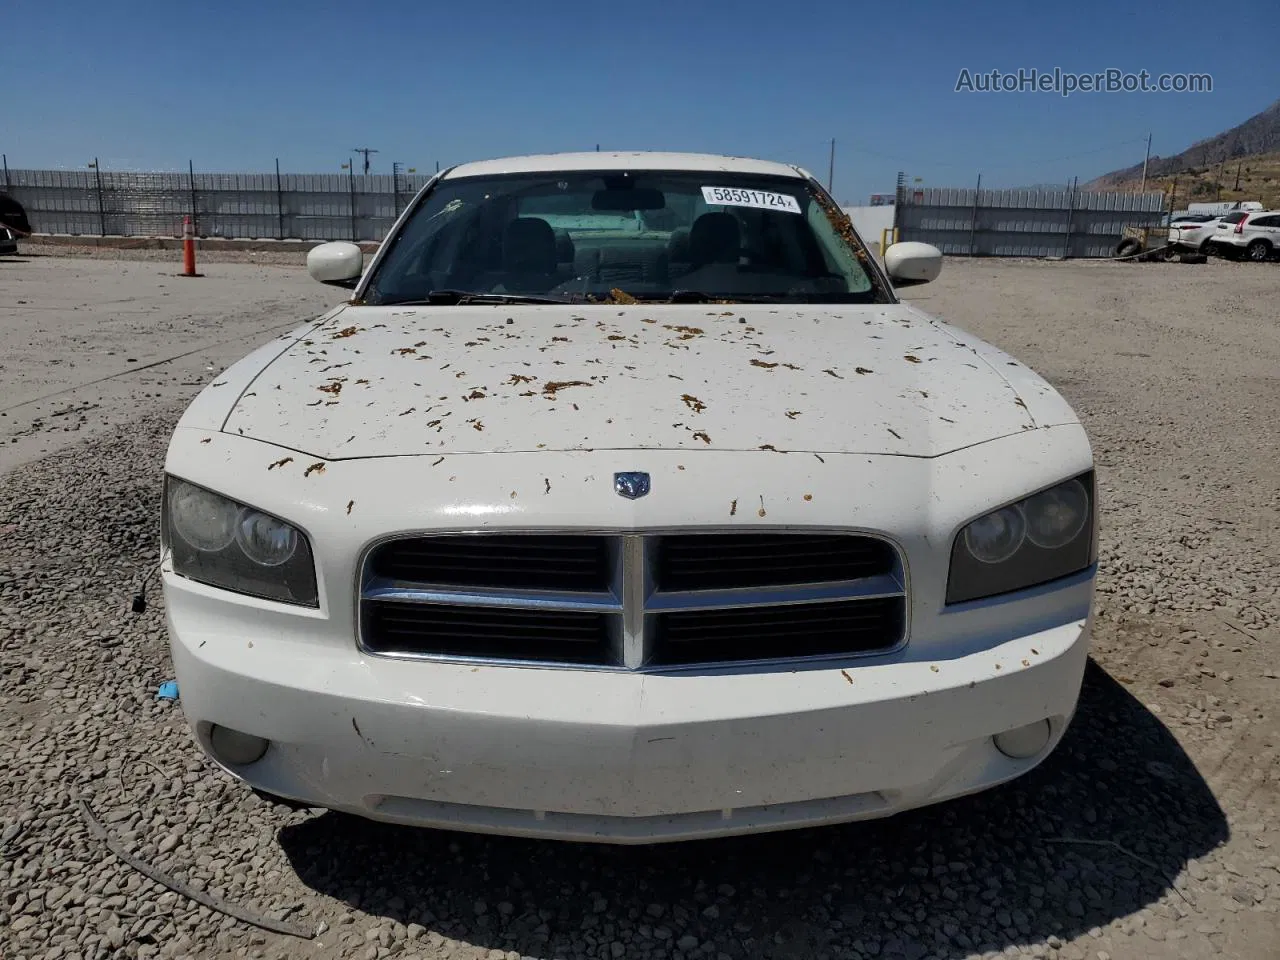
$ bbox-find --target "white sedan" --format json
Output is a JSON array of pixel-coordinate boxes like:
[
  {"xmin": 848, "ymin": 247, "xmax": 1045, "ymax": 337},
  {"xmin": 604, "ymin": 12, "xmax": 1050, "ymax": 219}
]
[{"xmin": 161, "ymin": 152, "xmax": 1097, "ymax": 843}]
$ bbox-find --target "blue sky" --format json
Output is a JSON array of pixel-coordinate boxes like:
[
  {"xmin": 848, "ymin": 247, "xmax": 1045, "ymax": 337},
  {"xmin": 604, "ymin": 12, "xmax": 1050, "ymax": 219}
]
[{"xmin": 4, "ymin": 0, "xmax": 1277, "ymax": 203}]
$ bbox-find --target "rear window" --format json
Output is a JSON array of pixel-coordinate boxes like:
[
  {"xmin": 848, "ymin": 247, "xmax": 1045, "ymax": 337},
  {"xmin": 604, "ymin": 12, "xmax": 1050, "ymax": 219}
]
[{"xmin": 1220, "ymin": 212, "xmax": 1248, "ymax": 224}]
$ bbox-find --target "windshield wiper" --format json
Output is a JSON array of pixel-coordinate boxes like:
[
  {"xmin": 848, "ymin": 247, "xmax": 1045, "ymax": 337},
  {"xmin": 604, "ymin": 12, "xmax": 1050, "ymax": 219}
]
[
  {"xmin": 662, "ymin": 291, "xmax": 784, "ymax": 304},
  {"xmin": 378, "ymin": 290, "xmax": 571, "ymax": 306}
]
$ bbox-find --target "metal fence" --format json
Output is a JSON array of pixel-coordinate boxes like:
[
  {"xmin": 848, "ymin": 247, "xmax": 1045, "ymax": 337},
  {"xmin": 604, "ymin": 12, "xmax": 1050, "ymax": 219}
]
[
  {"xmin": 894, "ymin": 184, "xmax": 1167, "ymax": 258},
  {"xmin": 3, "ymin": 163, "xmax": 1169, "ymax": 256},
  {"xmin": 2, "ymin": 167, "xmax": 435, "ymax": 241}
]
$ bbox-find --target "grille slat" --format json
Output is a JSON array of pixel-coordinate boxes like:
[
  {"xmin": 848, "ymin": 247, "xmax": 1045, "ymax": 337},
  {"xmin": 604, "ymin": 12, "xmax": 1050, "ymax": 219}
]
[
  {"xmin": 363, "ymin": 600, "xmax": 612, "ymax": 664},
  {"xmin": 371, "ymin": 535, "xmax": 611, "ymax": 592},
  {"xmin": 657, "ymin": 534, "xmax": 894, "ymax": 590},
  {"xmin": 361, "ymin": 533, "xmax": 904, "ymax": 668},
  {"xmin": 652, "ymin": 597, "xmax": 904, "ymax": 665}
]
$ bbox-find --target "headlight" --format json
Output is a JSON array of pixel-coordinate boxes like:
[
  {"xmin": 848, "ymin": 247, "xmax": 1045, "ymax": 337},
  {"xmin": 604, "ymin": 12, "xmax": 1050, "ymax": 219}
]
[
  {"xmin": 946, "ymin": 473, "xmax": 1095, "ymax": 605},
  {"xmin": 164, "ymin": 477, "xmax": 318, "ymax": 606}
]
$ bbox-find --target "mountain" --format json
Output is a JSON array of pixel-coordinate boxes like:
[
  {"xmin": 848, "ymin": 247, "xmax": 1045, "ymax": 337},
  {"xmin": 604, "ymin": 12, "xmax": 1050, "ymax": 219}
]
[{"xmin": 1086, "ymin": 98, "xmax": 1280, "ymax": 206}]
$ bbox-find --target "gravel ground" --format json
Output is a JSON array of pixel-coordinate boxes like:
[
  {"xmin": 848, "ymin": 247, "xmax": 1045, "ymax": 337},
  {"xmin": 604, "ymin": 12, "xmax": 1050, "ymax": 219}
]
[{"xmin": 2, "ymin": 256, "xmax": 1278, "ymax": 960}]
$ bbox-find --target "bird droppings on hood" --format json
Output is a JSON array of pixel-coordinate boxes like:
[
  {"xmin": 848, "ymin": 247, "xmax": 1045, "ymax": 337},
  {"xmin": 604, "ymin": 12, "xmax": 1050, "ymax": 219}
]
[
  {"xmin": 693, "ymin": 430, "xmax": 711, "ymax": 444},
  {"xmin": 303, "ymin": 462, "xmax": 325, "ymax": 477},
  {"xmin": 346, "ymin": 500, "xmax": 354, "ymax": 514},
  {"xmin": 930, "ymin": 664, "xmax": 940, "ymax": 673},
  {"xmin": 729, "ymin": 498, "xmax": 737, "ymax": 517},
  {"xmin": 681, "ymin": 394, "xmax": 706, "ymax": 413},
  {"xmin": 904, "ymin": 355, "xmax": 922, "ymax": 364},
  {"xmin": 542, "ymin": 380, "xmax": 592, "ymax": 399},
  {"xmin": 823, "ymin": 368, "xmax": 843, "ymax": 379},
  {"xmin": 855, "ymin": 367, "xmax": 873, "ymax": 375},
  {"xmin": 750, "ymin": 359, "xmax": 778, "ymax": 370},
  {"xmin": 803, "ymin": 493, "xmax": 813, "ymax": 501},
  {"xmin": 267, "ymin": 457, "xmax": 293, "ymax": 470},
  {"xmin": 757, "ymin": 496, "xmax": 767, "ymax": 518},
  {"xmin": 510, "ymin": 490, "xmax": 517, "ymax": 499}
]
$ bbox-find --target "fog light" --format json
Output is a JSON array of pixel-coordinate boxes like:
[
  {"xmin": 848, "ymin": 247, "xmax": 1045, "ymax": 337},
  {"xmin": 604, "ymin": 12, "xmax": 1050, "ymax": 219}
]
[
  {"xmin": 993, "ymin": 719, "xmax": 1052, "ymax": 760},
  {"xmin": 209, "ymin": 725, "xmax": 269, "ymax": 766}
]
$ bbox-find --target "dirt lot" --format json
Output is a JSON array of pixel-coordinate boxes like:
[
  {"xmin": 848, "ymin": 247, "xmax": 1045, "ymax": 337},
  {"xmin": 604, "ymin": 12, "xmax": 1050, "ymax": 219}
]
[{"xmin": 0, "ymin": 254, "xmax": 1277, "ymax": 960}]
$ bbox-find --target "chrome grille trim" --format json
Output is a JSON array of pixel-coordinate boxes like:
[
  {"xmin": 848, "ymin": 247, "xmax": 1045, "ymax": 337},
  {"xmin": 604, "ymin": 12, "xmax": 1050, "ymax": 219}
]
[{"xmin": 357, "ymin": 530, "xmax": 908, "ymax": 670}]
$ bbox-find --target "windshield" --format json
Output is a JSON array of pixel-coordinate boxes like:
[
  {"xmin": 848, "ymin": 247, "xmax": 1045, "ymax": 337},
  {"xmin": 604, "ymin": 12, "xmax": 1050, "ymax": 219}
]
[{"xmin": 363, "ymin": 170, "xmax": 888, "ymax": 305}]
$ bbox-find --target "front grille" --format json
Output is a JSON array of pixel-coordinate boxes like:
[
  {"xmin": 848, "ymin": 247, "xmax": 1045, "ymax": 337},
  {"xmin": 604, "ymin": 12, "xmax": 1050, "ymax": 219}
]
[
  {"xmin": 360, "ymin": 533, "xmax": 905, "ymax": 669},
  {"xmin": 656, "ymin": 533, "xmax": 895, "ymax": 591},
  {"xmin": 651, "ymin": 597, "xmax": 905, "ymax": 665},
  {"xmin": 369, "ymin": 535, "xmax": 611, "ymax": 592},
  {"xmin": 362, "ymin": 600, "xmax": 612, "ymax": 664}
]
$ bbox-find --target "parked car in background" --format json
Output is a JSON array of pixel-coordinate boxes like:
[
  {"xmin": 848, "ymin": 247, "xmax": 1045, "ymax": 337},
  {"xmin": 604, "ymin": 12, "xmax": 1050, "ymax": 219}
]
[
  {"xmin": 1166, "ymin": 213, "xmax": 1224, "ymax": 255},
  {"xmin": 1203, "ymin": 211, "xmax": 1250, "ymax": 258},
  {"xmin": 162, "ymin": 151, "xmax": 1097, "ymax": 843},
  {"xmin": 1204, "ymin": 210, "xmax": 1280, "ymax": 261},
  {"xmin": 0, "ymin": 193, "xmax": 31, "ymax": 256}
]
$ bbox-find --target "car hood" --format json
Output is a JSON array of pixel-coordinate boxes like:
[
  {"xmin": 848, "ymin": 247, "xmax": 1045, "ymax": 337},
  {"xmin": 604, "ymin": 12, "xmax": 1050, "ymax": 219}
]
[{"xmin": 219, "ymin": 302, "xmax": 1063, "ymax": 459}]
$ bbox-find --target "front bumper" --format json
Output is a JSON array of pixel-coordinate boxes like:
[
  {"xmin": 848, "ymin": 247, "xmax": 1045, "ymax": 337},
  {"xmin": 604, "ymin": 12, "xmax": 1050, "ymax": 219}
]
[{"xmin": 167, "ymin": 570, "xmax": 1092, "ymax": 843}]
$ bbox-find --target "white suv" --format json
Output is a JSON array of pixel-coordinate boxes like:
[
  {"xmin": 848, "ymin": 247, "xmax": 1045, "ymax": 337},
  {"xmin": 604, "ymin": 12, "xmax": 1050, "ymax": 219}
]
[{"xmin": 1205, "ymin": 210, "xmax": 1280, "ymax": 262}]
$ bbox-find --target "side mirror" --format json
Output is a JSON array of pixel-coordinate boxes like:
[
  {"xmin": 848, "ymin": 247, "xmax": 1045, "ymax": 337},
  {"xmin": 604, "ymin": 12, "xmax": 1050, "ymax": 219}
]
[
  {"xmin": 884, "ymin": 241, "xmax": 943, "ymax": 286},
  {"xmin": 307, "ymin": 241, "xmax": 364, "ymax": 288}
]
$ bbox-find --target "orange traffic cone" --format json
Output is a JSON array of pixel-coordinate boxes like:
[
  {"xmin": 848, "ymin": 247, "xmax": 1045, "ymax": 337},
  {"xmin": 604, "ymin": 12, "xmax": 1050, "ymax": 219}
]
[{"xmin": 181, "ymin": 216, "xmax": 201, "ymax": 277}]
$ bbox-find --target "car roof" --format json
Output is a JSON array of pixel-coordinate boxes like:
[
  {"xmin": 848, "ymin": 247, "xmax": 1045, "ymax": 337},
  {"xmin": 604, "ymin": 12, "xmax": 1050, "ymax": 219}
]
[{"xmin": 441, "ymin": 151, "xmax": 811, "ymax": 181}]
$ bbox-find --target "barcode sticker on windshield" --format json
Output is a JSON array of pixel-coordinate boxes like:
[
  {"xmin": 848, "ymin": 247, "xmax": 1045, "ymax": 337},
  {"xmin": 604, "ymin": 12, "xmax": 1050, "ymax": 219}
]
[{"xmin": 701, "ymin": 186, "xmax": 801, "ymax": 214}]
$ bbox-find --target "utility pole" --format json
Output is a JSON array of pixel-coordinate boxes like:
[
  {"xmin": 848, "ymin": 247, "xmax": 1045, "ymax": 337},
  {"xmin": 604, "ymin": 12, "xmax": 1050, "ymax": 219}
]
[
  {"xmin": 1234, "ymin": 158, "xmax": 1243, "ymax": 192},
  {"xmin": 1139, "ymin": 132, "xmax": 1152, "ymax": 192},
  {"xmin": 827, "ymin": 138, "xmax": 835, "ymax": 194},
  {"xmin": 352, "ymin": 147, "xmax": 379, "ymax": 175}
]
